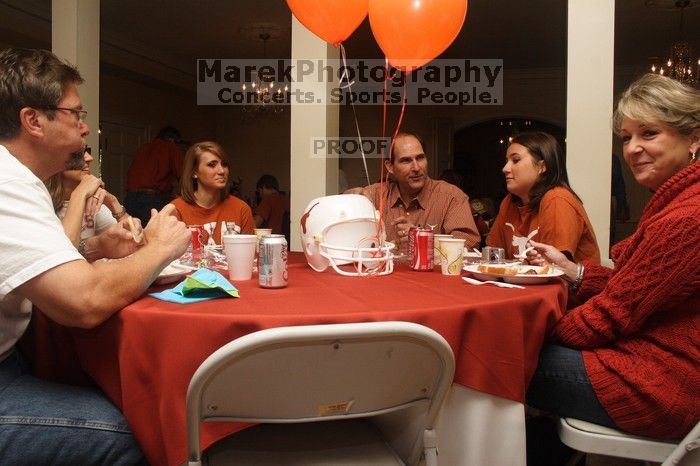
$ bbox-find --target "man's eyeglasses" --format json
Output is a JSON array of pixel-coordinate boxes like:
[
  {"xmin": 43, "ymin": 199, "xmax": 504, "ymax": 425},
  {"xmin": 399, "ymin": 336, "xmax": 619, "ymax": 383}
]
[{"xmin": 41, "ymin": 107, "xmax": 88, "ymax": 123}]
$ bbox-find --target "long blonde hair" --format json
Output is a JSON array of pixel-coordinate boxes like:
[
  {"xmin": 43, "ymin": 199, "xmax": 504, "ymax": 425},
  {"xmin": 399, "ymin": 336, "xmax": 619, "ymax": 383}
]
[{"xmin": 44, "ymin": 173, "xmax": 66, "ymax": 212}]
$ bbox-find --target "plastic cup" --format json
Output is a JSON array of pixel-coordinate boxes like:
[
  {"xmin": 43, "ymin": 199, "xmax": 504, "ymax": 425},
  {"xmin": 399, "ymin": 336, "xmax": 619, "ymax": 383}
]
[
  {"xmin": 463, "ymin": 250, "xmax": 482, "ymax": 265},
  {"xmin": 433, "ymin": 234, "xmax": 453, "ymax": 266},
  {"xmin": 254, "ymin": 228, "xmax": 272, "ymax": 253},
  {"xmin": 222, "ymin": 234, "xmax": 257, "ymax": 280},
  {"xmin": 482, "ymin": 246, "xmax": 506, "ymax": 263},
  {"xmin": 439, "ymin": 238, "xmax": 466, "ymax": 276}
]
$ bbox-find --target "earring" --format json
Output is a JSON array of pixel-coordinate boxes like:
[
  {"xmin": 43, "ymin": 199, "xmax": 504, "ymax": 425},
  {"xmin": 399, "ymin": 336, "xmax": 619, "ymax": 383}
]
[
  {"xmin": 691, "ymin": 150, "xmax": 697, "ymax": 163},
  {"xmin": 193, "ymin": 174, "xmax": 198, "ymax": 178}
]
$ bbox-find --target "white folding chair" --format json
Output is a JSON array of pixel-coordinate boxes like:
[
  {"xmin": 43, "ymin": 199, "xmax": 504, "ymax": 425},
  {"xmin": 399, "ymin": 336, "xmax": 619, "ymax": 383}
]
[
  {"xmin": 186, "ymin": 321, "xmax": 455, "ymax": 466},
  {"xmin": 558, "ymin": 417, "xmax": 700, "ymax": 466}
]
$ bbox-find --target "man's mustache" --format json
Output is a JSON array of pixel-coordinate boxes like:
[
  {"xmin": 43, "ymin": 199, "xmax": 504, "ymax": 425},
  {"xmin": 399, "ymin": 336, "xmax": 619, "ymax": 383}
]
[{"xmin": 65, "ymin": 149, "xmax": 85, "ymax": 170}]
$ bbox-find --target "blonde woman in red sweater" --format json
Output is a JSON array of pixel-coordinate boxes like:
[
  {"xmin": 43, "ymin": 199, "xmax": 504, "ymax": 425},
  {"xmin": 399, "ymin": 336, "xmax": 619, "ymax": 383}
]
[{"xmin": 526, "ymin": 74, "xmax": 699, "ymax": 443}]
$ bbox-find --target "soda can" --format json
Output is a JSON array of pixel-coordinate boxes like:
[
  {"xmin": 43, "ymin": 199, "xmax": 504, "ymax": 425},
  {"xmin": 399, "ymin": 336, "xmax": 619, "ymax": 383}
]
[
  {"xmin": 410, "ymin": 227, "xmax": 434, "ymax": 271},
  {"xmin": 259, "ymin": 234, "xmax": 288, "ymax": 288},
  {"xmin": 188, "ymin": 225, "xmax": 204, "ymax": 262}
]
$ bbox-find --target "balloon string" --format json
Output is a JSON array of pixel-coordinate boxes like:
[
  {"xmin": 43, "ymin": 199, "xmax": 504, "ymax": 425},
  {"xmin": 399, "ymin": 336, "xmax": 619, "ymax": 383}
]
[
  {"xmin": 339, "ymin": 43, "xmax": 371, "ymax": 187},
  {"xmin": 376, "ymin": 57, "xmax": 390, "ymax": 243},
  {"xmin": 385, "ymin": 73, "xmax": 408, "ymax": 211},
  {"xmin": 376, "ymin": 59, "xmax": 407, "ymax": 259},
  {"xmin": 391, "ymin": 77, "xmax": 408, "ymax": 154}
]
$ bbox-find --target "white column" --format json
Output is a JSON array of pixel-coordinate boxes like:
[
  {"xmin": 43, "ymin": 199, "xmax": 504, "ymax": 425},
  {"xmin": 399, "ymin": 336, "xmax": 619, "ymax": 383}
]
[
  {"xmin": 52, "ymin": 0, "xmax": 100, "ymax": 173},
  {"xmin": 567, "ymin": 0, "xmax": 615, "ymax": 264},
  {"xmin": 289, "ymin": 18, "xmax": 339, "ymax": 251}
]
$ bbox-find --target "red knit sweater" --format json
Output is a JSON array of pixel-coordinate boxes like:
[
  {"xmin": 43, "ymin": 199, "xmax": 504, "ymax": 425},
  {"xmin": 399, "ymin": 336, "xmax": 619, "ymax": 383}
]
[{"xmin": 553, "ymin": 161, "xmax": 700, "ymax": 439}]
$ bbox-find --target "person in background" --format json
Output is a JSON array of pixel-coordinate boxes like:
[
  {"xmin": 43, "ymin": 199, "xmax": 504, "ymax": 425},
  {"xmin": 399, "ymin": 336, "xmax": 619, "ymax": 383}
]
[
  {"xmin": 170, "ymin": 141, "xmax": 254, "ymax": 245},
  {"xmin": 526, "ymin": 74, "xmax": 699, "ymax": 448},
  {"xmin": 486, "ymin": 131, "xmax": 600, "ymax": 263},
  {"xmin": 439, "ymin": 168, "xmax": 490, "ymax": 246},
  {"xmin": 357, "ymin": 132, "xmax": 480, "ymax": 252},
  {"xmin": 610, "ymin": 152, "xmax": 631, "ymax": 245},
  {"xmin": 0, "ymin": 47, "xmax": 190, "ymax": 465},
  {"xmin": 124, "ymin": 125, "xmax": 184, "ymax": 225},
  {"xmin": 611, "ymin": 153, "xmax": 630, "ymax": 221},
  {"xmin": 438, "ymin": 168, "xmax": 464, "ymax": 192},
  {"xmin": 468, "ymin": 198, "xmax": 491, "ymax": 249},
  {"xmin": 254, "ymin": 174, "xmax": 290, "ymax": 235},
  {"xmin": 45, "ymin": 146, "xmax": 135, "ymax": 248}
]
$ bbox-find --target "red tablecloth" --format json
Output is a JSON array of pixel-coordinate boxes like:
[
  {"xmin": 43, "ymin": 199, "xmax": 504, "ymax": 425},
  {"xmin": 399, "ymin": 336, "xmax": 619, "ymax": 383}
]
[{"xmin": 26, "ymin": 253, "xmax": 566, "ymax": 466}]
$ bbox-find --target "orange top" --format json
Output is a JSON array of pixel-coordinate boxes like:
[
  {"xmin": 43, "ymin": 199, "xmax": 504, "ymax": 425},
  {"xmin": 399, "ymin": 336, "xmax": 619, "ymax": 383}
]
[
  {"xmin": 255, "ymin": 192, "xmax": 290, "ymax": 234},
  {"xmin": 487, "ymin": 187, "xmax": 600, "ymax": 263},
  {"xmin": 170, "ymin": 195, "xmax": 254, "ymax": 245},
  {"xmin": 126, "ymin": 139, "xmax": 184, "ymax": 194}
]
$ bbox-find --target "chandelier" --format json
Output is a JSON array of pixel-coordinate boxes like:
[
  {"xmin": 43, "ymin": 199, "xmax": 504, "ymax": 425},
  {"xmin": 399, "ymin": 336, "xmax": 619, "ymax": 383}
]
[
  {"xmin": 241, "ymin": 32, "xmax": 289, "ymax": 114},
  {"xmin": 498, "ymin": 119, "xmax": 533, "ymax": 145},
  {"xmin": 648, "ymin": 0, "xmax": 700, "ymax": 87}
]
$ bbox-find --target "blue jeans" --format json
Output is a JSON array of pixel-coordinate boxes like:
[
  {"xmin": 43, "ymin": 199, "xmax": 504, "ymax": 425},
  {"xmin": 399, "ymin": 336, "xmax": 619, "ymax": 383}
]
[
  {"xmin": 0, "ymin": 350, "xmax": 147, "ymax": 465},
  {"xmin": 124, "ymin": 191, "xmax": 164, "ymax": 227},
  {"xmin": 526, "ymin": 343, "xmax": 618, "ymax": 428}
]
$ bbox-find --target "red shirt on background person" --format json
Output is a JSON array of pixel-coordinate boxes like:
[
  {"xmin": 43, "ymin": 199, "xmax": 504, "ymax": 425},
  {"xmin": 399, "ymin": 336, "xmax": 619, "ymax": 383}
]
[
  {"xmin": 126, "ymin": 131, "xmax": 184, "ymax": 195},
  {"xmin": 124, "ymin": 125, "xmax": 185, "ymax": 225},
  {"xmin": 254, "ymin": 174, "xmax": 289, "ymax": 235}
]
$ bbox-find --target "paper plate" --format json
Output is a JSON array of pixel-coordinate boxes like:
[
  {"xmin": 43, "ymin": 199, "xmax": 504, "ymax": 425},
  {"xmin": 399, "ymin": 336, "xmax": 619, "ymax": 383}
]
[
  {"xmin": 463, "ymin": 263, "xmax": 564, "ymax": 285},
  {"xmin": 154, "ymin": 262, "xmax": 197, "ymax": 285}
]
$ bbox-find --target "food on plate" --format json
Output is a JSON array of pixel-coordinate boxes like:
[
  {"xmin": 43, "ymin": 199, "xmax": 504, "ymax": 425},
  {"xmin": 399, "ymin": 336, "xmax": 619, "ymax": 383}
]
[
  {"xmin": 476, "ymin": 263, "xmax": 553, "ymax": 276},
  {"xmin": 477, "ymin": 263, "xmax": 520, "ymax": 275},
  {"xmin": 520, "ymin": 265, "xmax": 551, "ymax": 275}
]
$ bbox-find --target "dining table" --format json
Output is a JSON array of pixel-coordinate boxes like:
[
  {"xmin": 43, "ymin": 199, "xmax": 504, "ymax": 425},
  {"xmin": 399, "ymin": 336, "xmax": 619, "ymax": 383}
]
[{"xmin": 23, "ymin": 252, "xmax": 566, "ymax": 466}]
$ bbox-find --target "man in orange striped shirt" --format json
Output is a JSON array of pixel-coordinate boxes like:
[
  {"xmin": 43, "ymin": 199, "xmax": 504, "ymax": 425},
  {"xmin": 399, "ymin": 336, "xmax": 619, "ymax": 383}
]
[{"xmin": 357, "ymin": 132, "xmax": 480, "ymax": 253}]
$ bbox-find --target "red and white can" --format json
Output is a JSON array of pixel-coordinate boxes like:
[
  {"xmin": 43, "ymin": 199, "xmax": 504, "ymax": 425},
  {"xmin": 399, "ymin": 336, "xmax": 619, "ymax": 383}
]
[
  {"xmin": 409, "ymin": 227, "xmax": 434, "ymax": 271},
  {"xmin": 259, "ymin": 234, "xmax": 288, "ymax": 288},
  {"xmin": 188, "ymin": 225, "xmax": 204, "ymax": 262}
]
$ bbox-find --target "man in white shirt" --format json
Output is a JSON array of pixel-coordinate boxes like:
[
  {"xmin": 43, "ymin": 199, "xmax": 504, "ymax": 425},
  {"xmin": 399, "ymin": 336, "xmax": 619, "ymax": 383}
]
[{"xmin": 0, "ymin": 48, "xmax": 190, "ymax": 465}]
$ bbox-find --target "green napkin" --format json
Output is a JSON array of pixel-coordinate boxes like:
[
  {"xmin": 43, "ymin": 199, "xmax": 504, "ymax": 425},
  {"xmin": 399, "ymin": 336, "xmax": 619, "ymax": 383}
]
[{"xmin": 149, "ymin": 268, "xmax": 239, "ymax": 303}]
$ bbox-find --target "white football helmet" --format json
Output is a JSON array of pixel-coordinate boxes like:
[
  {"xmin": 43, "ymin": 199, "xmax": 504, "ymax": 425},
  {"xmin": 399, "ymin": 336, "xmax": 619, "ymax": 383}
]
[{"xmin": 300, "ymin": 194, "xmax": 394, "ymax": 276}]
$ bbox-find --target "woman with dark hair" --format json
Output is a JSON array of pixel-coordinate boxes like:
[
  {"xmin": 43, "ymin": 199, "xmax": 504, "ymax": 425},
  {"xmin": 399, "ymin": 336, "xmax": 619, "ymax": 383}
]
[
  {"xmin": 486, "ymin": 131, "xmax": 600, "ymax": 263},
  {"xmin": 169, "ymin": 141, "xmax": 253, "ymax": 245}
]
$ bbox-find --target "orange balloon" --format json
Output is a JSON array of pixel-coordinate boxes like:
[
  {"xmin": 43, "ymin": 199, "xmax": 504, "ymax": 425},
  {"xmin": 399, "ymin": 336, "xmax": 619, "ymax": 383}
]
[
  {"xmin": 369, "ymin": 0, "xmax": 468, "ymax": 72},
  {"xmin": 287, "ymin": 0, "xmax": 369, "ymax": 46}
]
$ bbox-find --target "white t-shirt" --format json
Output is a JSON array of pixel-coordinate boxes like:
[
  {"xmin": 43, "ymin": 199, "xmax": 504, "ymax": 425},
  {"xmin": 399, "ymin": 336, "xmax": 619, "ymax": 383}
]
[
  {"xmin": 56, "ymin": 202, "xmax": 116, "ymax": 239},
  {"xmin": 0, "ymin": 145, "xmax": 83, "ymax": 358}
]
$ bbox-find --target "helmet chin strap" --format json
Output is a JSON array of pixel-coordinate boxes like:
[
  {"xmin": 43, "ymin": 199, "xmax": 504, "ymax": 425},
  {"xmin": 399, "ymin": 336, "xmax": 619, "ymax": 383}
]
[{"xmin": 320, "ymin": 240, "xmax": 396, "ymax": 277}]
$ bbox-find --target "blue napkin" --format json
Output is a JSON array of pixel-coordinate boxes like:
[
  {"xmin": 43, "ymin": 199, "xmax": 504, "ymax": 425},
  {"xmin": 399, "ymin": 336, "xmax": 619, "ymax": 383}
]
[{"xmin": 149, "ymin": 268, "xmax": 239, "ymax": 304}]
